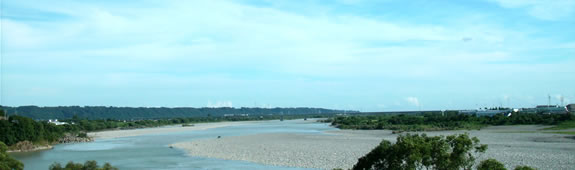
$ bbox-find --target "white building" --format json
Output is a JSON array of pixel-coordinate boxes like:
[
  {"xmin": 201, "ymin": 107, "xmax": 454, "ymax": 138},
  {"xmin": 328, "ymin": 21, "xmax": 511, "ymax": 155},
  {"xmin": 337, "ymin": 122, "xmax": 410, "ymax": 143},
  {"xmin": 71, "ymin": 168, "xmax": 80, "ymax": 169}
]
[{"xmin": 48, "ymin": 119, "xmax": 68, "ymax": 125}]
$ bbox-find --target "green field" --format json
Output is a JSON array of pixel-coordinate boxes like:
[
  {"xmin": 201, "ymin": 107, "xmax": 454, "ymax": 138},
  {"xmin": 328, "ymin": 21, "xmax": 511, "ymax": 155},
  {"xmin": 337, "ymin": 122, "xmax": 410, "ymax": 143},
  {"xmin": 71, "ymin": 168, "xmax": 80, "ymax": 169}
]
[{"xmin": 543, "ymin": 120, "xmax": 575, "ymax": 130}]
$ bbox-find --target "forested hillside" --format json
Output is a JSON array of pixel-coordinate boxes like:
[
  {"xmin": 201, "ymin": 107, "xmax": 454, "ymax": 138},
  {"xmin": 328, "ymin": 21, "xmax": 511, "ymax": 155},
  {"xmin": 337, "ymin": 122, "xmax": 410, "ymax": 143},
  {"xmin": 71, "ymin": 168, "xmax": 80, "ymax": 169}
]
[{"xmin": 0, "ymin": 106, "xmax": 347, "ymax": 120}]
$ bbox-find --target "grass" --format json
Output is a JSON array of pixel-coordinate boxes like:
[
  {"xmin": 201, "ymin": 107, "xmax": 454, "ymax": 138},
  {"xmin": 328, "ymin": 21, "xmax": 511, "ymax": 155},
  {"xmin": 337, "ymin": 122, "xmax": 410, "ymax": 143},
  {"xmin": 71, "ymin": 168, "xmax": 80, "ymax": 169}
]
[
  {"xmin": 544, "ymin": 131, "xmax": 575, "ymax": 135},
  {"xmin": 542, "ymin": 120, "xmax": 575, "ymax": 130},
  {"xmin": 495, "ymin": 131, "xmax": 538, "ymax": 134},
  {"xmin": 494, "ymin": 130, "xmax": 575, "ymax": 135}
]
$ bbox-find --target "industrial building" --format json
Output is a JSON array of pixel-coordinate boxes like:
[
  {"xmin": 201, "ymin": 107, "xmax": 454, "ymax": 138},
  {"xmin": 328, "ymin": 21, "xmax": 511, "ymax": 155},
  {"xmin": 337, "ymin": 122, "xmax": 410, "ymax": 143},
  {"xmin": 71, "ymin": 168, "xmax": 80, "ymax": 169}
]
[
  {"xmin": 567, "ymin": 104, "xmax": 575, "ymax": 114},
  {"xmin": 535, "ymin": 105, "xmax": 567, "ymax": 114}
]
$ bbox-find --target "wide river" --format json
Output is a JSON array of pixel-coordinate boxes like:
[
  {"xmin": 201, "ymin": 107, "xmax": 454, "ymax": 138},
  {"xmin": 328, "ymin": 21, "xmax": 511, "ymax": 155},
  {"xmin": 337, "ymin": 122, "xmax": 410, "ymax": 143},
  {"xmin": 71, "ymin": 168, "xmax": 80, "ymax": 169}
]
[{"xmin": 11, "ymin": 120, "xmax": 334, "ymax": 170}]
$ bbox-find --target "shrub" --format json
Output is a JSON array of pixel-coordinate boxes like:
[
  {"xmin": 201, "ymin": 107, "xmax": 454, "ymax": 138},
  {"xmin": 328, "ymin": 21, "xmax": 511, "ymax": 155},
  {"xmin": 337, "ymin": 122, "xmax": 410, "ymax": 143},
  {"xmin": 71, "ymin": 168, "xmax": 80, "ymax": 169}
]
[
  {"xmin": 478, "ymin": 159, "xmax": 506, "ymax": 170},
  {"xmin": 353, "ymin": 133, "xmax": 487, "ymax": 170}
]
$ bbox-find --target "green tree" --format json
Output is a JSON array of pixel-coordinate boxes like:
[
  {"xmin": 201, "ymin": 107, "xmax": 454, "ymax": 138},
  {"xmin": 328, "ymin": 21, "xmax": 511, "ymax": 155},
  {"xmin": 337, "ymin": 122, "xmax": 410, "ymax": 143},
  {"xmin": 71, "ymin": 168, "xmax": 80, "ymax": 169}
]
[
  {"xmin": 49, "ymin": 162, "xmax": 63, "ymax": 170},
  {"xmin": 353, "ymin": 133, "xmax": 487, "ymax": 170},
  {"xmin": 83, "ymin": 160, "xmax": 99, "ymax": 170},
  {"xmin": 64, "ymin": 161, "xmax": 83, "ymax": 170},
  {"xmin": 477, "ymin": 159, "xmax": 506, "ymax": 170},
  {"xmin": 101, "ymin": 163, "xmax": 118, "ymax": 170},
  {"xmin": 49, "ymin": 161, "xmax": 117, "ymax": 170},
  {"xmin": 0, "ymin": 142, "xmax": 24, "ymax": 170},
  {"xmin": 514, "ymin": 166, "xmax": 536, "ymax": 170}
]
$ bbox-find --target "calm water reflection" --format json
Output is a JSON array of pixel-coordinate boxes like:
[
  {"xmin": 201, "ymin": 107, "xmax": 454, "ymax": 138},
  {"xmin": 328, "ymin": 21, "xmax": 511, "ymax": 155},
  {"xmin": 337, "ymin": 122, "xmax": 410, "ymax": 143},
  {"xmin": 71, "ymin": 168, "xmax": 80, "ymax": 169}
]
[{"xmin": 12, "ymin": 120, "xmax": 335, "ymax": 170}]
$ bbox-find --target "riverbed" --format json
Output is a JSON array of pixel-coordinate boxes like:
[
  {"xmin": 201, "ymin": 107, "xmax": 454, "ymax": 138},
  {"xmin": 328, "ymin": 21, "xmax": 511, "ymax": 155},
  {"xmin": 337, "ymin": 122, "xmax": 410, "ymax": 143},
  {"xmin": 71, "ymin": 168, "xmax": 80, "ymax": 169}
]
[
  {"xmin": 11, "ymin": 120, "xmax": 335, "ymax": 170},
  {"xmin": 10, "ymin": 120, "xmax": 575, "ymax": 169}
]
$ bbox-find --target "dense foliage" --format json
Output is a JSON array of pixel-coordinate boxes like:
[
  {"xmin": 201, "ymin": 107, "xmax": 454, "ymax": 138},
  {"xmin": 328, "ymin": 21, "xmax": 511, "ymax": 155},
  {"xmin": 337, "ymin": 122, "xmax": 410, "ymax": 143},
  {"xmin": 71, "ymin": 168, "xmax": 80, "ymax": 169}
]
[
  {"xmin": 49, "ymin": 160, "xmax": 117, "ymax": 170},
  {"xmin": 477, "ymin": 159, "xmax": 506, "ymax": 170},
  {"xmin": 353, "ymin": 133, "xmax": 487, "ymax": 170},
  {"xmin": 0, "ymin": 108, "xmax": 325, "ymax": 148},
  {"xmin": 1, "ymin": 106, "xmax": 345, "ymax": 120},
  {"xmin": 0, "ymin": 115, "xmax": 64, "ymax": 146},
  {"xmin": 0, "ymin": 142, "xmax": 24, "ymax": 170},
  {"xmin": 329, "ymin": 112, "xmax": 573, "ymax": 131},
  {"xmin": 477, "ymin": 159, "xmax": 536, "ymax": 170},
  {"xmin": 354, "ymin": 134, "xmax": 535, "ymax": 170}
]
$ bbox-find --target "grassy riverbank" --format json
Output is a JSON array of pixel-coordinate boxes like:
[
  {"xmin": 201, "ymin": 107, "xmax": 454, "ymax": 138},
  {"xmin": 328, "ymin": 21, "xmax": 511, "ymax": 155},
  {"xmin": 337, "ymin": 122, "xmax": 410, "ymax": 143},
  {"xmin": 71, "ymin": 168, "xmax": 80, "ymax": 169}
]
[
  {"xmin": 326, "ymin": 112, "xmax": 574, "ymax": 131},
  {"xmin": 0, "ymin": 108, "xmax": 326, "ymax": 150}
]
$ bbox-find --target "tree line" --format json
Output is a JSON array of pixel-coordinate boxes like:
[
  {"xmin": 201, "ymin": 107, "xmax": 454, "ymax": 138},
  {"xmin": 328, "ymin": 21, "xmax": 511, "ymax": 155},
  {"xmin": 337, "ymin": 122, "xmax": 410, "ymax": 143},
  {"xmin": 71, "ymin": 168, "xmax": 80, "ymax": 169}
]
[
  {"xmin": 328, "ymin": 111, "xmax": 574, "ymax": 131},
  {"xmin": 0, "ymin": 108, "xmax": 326, "ymax": 147},
  {"xmin": 1, "ymin": 106, "xmax": 345, "ymax": 120}
]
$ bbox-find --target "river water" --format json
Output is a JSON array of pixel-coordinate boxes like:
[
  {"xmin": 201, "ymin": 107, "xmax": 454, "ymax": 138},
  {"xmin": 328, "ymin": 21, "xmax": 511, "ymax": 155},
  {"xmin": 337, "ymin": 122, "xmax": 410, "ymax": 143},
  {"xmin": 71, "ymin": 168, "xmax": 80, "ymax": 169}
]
[{"xmin": 11, "ymin": 120, "xmax": 335, "ymax": 170}]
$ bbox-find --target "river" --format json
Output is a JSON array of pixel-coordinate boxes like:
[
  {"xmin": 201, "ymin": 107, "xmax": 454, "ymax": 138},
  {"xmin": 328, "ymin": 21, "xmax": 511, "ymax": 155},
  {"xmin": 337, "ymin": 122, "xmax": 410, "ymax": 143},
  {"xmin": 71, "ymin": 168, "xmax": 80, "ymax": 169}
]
[{"xmin": 11, "ymin": 119, "xmax": 334, "ymax": 170}]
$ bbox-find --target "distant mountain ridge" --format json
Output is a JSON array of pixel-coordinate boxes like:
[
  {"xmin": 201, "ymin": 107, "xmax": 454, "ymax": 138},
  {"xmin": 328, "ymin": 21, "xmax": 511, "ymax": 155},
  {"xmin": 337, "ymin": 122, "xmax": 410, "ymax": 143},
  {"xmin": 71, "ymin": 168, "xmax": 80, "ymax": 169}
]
[{"xmin": 0, "ymin": 106, "xmax": 350, "ymax": 120}]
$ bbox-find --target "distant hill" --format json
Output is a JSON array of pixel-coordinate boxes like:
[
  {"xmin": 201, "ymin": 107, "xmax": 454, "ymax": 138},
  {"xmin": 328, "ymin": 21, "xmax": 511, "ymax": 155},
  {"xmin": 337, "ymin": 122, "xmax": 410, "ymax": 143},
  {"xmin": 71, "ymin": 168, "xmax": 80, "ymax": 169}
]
[{"xmin": 0, "ymin": 106, "xmax": 351, "ymax": 120}]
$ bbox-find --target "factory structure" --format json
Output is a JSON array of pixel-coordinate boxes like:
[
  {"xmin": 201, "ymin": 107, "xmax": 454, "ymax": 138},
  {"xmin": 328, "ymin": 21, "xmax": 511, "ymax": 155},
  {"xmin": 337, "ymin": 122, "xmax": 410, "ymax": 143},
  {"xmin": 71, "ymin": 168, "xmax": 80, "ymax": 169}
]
[
  {"xmin": 363, "ymin": 103, "xmax": 574, "ymax": 117},
  {"xmin": 462, "ymin": 104, "xmax": 573, "ymax": 117},
  {"xmin": 567, "ymin": 104, "xmax": 575, "ymax": 114}
]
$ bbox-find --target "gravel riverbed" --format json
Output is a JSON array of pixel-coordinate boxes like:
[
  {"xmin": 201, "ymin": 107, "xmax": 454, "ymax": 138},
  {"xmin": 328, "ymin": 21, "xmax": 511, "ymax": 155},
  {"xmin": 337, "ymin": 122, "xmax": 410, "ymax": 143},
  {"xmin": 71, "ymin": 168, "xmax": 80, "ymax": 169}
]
[{"xmin": 172, "ymin": 125, "xmax": 575, "ymax": 170}]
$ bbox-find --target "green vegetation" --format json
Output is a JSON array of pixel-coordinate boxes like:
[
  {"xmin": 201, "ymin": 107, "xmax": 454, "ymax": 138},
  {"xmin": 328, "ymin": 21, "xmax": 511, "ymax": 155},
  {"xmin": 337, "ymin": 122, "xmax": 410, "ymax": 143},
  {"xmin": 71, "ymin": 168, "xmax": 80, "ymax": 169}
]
[
  {"xmin": 49, "ymin": 160, "xmax": 117, "ymax": 170},
  {"xmin": 545, "ymin": 131, "xmax": 575, "ymax": 135},
  {"xmin": 0, "ymin": 107, "xmax": 328, "ymax": 149},
  {"xmin": 353, "ymin": 133, "xmax": 487, "ymax": 170},
  {"xmin": 328, "ymin": 112, "xmax": 574, "ymax": 131},
  {"xmin": 542, "ymin": 120, "xmax": 575, "ymax": 130},
  {"xmin": 0, "ymin": 115, "xmax": 65, "ymax": 147},
  {"xmin": 477, "ymin": 159, "xmax": 506, "ymax": 170},
  {"xmin": 181, "ymin": 123, "xmax": 194, "ymax": 127},
  {"xmin": 0, "ymin": 142, "xmax": 24, "ymax": 170},
  {"xmin": 477, "ymin": 159, "xmax": 537, "ymax": 170},
  {"xmin": 1, "ymin": 106, "xmax": 344, "ymax": 120},
  {"xmin": 353, "ymin": 134, "xmax": 535, "ymax": 170},
  {"xmin": 514, "ymin": 166, "xmax": 536, "ymax": 170}
]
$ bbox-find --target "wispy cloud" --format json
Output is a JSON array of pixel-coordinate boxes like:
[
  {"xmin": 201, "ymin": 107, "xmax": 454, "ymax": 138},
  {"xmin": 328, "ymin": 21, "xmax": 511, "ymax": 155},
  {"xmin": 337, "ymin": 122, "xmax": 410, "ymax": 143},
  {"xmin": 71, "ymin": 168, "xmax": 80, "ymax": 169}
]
[
  {"xmin": 1, "ymin": 0, "xmax": 574, "ymax": 110},
  {"xmin": 489, "ymin": 0, "xmax": 575, "ymax": 20},
  {"xmin": 405, "ymin": 97, "xmax": 420, "ymax": 108}
]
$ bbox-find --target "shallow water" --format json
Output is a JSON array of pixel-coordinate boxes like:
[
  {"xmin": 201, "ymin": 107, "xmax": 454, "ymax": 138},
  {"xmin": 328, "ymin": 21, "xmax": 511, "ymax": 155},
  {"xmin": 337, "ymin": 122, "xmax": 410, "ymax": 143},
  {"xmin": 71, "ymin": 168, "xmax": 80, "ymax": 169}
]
[{"xmin": 11, "ymin": 120, "xmax": 335, "ymax": 170}]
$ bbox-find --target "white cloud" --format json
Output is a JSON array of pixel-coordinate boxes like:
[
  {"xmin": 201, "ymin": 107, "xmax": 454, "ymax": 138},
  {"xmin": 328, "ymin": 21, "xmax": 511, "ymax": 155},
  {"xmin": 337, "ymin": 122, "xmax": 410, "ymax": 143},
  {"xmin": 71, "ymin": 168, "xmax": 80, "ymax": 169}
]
[
  {"xmin": 405, "ymin": 97, "xmax": 420, "ymax": 107},
  {"xmin": 207, "ymin": 101, "xmax": 234, "ymax": 108},
  {"xmin": 490, "ymin": 0, "xmax": 575, "ymax": 20},
  {"xmin": 2, "ymin": 0, "xmax": 574, "ymax": 110}
]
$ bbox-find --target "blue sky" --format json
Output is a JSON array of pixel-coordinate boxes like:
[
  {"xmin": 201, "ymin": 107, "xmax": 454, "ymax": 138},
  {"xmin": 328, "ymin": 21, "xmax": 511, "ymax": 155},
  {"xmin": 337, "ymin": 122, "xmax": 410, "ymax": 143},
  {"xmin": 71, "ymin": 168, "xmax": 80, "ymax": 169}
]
[{"xmin": 1, "ymin": 0, "xmax": 574, "ymax": 111}]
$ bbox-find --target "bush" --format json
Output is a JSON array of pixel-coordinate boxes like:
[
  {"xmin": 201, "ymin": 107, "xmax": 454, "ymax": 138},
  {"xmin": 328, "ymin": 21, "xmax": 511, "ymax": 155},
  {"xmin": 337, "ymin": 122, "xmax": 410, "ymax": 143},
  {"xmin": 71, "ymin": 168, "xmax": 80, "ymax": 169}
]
[
  {"xmin": 49, "ymin": 160, "xmax": 117, "ymax": 170},
  {"xmin": 353, "ymin": 133, "xmax": 487, "ymax": 170},
  {"xmin": 77, "ymin": 132, "xmax": 88, "ymax": 138},
  {"xmin": 478, "ymin": 159, "xmax": 506, "ymax": 170},
  {"xmin": 0, "ymin": 142, "xmax": 24, "ymax": 170},
  {"xmin": 514, "ymin": 165, "xmax": 536, "ymax": 170}
]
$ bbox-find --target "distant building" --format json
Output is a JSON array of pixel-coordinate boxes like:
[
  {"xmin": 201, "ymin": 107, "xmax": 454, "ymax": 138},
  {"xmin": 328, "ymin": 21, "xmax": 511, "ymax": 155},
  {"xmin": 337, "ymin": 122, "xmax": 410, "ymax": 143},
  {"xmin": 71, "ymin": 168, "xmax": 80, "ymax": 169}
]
[
  {"xmin": 223, "ymin": 114, "xmax": 249, "ymax": 117},
  {"xmin": 519, "ymin": 108, "xmax": 538, "ymax": 114},
  {"xmin": 48, "ymin": 119, "xmax": 68, "ymax": 125},
  {"xmin": 567, "ymin": 104, "xmax": 575, "ymax": 114},
  {"xmin": 459, "ymin": 110, "xmax": 477, "ymax": 115},
  {"xmin": 475, "ymin": 110, "xmax": 510, "ymax": 117},
  {"xmin": 536, "ymin": 105, "xmax": 567, "ymax": 114}
]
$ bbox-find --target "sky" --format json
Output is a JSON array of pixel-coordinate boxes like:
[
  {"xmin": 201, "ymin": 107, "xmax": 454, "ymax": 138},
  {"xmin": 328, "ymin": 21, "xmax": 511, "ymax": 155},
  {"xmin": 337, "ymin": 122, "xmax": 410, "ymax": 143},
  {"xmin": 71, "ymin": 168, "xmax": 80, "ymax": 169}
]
[{"xmin": 1, "ymin": 0, "xmax": 574, "ymax": 111}]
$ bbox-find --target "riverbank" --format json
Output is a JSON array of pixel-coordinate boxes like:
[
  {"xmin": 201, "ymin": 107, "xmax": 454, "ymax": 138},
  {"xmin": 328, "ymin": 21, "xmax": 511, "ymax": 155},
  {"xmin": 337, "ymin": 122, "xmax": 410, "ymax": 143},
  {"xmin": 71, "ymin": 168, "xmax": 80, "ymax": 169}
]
[
  {"xmin": 88, "ymin": 121, "xmax": 253, "ymax": 139},
  {"xmin": 7, "ymin": 141, "xmax": 54, "ymax": 153},
  {"xmin": 172, "ymin": 125, "xmax": 575, "ymax": 170}
]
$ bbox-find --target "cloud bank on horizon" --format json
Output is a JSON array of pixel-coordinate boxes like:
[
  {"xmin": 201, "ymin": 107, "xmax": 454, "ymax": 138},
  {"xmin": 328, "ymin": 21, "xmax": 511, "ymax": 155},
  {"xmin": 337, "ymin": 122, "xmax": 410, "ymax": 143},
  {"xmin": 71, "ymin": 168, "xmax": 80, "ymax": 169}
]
[{"xmin": 1, "ymin": 0, "xmax": 574, "ymax": 111}]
